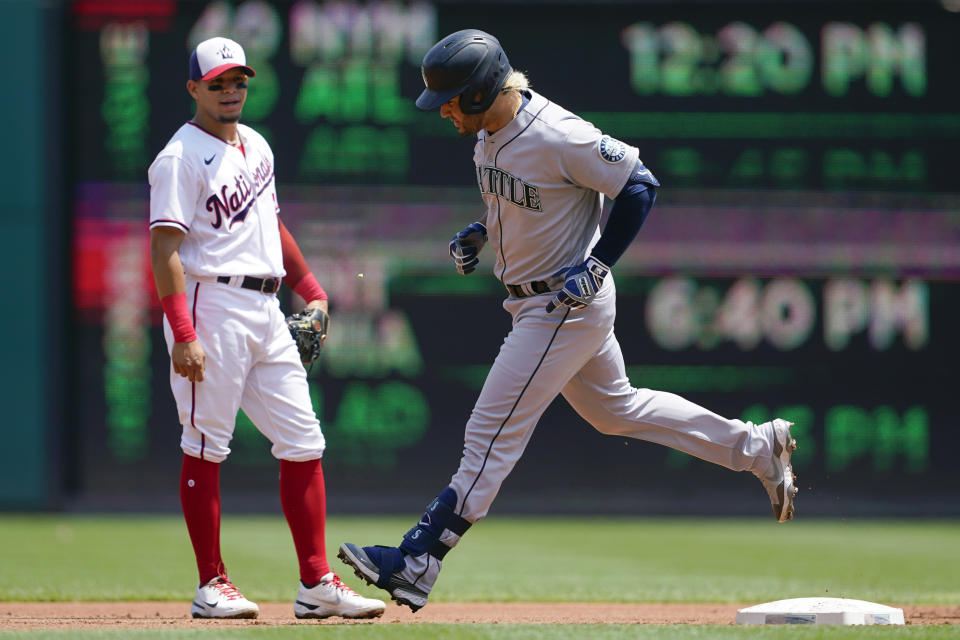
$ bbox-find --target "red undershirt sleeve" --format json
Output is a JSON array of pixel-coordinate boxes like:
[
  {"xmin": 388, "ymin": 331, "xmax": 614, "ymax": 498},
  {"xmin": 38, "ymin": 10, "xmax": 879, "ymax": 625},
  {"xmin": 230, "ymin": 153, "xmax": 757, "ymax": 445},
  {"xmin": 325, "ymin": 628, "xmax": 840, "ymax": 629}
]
[{"xmin": 278, "ymin": 217, "xmax": 327, "ymax": 303}]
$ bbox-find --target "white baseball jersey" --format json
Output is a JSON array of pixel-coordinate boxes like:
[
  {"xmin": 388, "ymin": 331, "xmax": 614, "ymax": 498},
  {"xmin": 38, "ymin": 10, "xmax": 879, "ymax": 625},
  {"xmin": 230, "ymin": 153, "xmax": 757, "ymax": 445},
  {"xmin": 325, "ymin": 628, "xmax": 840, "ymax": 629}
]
[
  {"xmin": 149, "ymin": 121, "xmax": 323, "ymax": 463},
  {"xmin": 474, "ymin": 90, "xmax": 639, "ymax": 285},
  {"xmin": 148, "ymin": 122, "xmax": 284, "ymax": 279}
]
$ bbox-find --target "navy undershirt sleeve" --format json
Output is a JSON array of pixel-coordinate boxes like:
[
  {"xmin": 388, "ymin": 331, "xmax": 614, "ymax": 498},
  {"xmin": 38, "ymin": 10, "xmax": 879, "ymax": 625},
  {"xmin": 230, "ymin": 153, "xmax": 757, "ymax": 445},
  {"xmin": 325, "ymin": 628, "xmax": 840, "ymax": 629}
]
[
  {"xmin": 518, "ymin": 90, "xmax": 531, "ymax": 113},
  {"xmin": 590, "ymin": 162, "xmax": 659, "ymax": 266}
]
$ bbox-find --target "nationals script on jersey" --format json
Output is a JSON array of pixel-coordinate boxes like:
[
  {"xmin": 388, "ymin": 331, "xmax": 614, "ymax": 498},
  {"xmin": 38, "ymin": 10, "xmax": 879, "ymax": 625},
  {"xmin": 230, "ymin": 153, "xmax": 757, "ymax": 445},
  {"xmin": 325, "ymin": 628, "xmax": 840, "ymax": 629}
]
[
  {"xmin": 474, "ymin": 90, "xmax": 640, "ymax": 286},
  {"xmin": 148, "ymin": 122, "xmax": 284, "ymax": 279}
]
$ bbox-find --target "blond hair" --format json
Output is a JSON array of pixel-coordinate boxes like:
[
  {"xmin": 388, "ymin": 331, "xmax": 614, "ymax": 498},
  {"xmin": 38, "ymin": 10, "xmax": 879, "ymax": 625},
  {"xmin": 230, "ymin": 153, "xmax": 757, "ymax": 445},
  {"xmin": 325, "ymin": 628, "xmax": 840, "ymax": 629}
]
[{"xmin": 501, "ymin": 70, "xmax": 530, "ymax": 94}]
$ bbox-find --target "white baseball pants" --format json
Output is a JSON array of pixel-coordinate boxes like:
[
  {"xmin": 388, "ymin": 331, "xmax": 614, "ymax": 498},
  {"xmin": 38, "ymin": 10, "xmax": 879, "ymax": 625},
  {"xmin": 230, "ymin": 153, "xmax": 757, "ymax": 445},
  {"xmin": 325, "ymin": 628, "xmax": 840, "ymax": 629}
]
[{"xmin": 162, "ymin": 278, "xmax": 325, "ymax": 463}]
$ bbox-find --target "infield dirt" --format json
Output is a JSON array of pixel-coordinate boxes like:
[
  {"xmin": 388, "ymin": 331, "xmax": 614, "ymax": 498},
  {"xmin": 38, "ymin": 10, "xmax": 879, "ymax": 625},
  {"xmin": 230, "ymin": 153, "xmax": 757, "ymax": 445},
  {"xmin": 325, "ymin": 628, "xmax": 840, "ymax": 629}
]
[{"xmin": 0, "ymin": 602, "xmax": 957, "ymax": 630}]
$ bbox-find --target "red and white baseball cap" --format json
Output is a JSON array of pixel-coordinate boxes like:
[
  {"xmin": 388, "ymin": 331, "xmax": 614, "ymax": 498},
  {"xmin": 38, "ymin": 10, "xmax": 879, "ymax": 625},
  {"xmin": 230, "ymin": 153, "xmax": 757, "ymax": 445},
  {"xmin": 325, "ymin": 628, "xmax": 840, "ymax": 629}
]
[{"xmin": 189, "ymin": 36, "xmax": 256, "ymax": 82}]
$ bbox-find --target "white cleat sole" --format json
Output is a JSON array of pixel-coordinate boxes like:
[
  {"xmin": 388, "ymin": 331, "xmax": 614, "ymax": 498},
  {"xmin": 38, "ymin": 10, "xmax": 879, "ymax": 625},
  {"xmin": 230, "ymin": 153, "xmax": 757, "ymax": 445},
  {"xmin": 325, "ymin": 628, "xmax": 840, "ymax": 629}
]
[
  {"xmin": 338, "ymin": 543, "xmax": 428, "ymax": 612},
  {"xmin": 190, "ymin": 602, "xmax": 259, "ymax": 619},
  {"xmin": 771, "ymin": 419, "xmax": 798, "ymax": 522},
  {"xmin": 294, "ymin": 602, "xmax": 384, "ymax": 619}
]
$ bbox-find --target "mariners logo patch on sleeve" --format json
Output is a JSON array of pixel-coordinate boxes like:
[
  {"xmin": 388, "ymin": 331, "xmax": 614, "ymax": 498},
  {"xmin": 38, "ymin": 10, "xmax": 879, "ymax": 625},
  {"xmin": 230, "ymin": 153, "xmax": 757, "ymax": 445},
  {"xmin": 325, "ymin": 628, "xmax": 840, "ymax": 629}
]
[{"xmin": 598, "ymin": 136, "xmax": 627, "ymax": 164}]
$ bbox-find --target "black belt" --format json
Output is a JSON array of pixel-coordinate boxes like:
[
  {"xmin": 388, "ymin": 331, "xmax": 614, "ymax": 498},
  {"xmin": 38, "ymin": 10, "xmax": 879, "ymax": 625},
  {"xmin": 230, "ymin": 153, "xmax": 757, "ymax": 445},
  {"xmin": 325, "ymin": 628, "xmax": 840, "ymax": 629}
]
[
  {"xmin": 505, "ymin": 280, "xmax": 551, "ymax": 298},
  {"xmin": 216, "ymin": 275, "xmax": 281, "ymax": 294}
]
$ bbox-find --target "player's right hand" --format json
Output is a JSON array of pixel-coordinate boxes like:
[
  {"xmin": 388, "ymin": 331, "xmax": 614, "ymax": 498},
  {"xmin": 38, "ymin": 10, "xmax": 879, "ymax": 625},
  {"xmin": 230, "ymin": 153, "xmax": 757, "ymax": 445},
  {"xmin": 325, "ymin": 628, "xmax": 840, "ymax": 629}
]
[
  {"xmin": 172, "ymin": 340, "xmax": 206, "ymax": 382},
  {"xmin": 449, "ymin": 222, "xmax": 487, "ymax": 275}
]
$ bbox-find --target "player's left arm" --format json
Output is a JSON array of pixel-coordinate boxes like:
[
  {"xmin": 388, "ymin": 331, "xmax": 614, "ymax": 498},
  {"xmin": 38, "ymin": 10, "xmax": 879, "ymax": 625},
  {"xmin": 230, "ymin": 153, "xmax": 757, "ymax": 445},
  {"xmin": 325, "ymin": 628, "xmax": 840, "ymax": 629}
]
[
  {"xmin": 278, "ymin": 217, "xmax": 328, "ymax": 313},
  {"xmin": 589, "ymin": 161, "xmax": 659, "ymax": 267}
]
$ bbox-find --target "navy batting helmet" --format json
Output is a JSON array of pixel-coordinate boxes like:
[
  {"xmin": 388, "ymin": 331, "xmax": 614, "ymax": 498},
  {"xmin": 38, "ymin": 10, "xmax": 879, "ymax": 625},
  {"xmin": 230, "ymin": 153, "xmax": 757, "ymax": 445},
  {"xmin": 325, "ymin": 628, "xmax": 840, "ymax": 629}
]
[{"xmin": 416, "ymin": 29, "xmax": 511, "ymax": 114}]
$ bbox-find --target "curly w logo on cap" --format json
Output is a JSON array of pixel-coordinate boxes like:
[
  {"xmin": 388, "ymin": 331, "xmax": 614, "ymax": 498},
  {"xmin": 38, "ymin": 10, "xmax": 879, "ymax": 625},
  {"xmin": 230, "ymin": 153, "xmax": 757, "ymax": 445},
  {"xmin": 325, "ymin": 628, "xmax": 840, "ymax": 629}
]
[{"xmin": 189, "ymin": 37, "xmax": 256, "ymax": 81}]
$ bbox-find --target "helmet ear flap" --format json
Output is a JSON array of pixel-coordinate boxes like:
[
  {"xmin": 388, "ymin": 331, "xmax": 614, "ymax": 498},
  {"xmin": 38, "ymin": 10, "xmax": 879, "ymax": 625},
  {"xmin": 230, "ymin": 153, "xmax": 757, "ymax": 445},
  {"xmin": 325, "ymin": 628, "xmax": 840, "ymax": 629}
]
[{"xmin": 459, "ymin": 89, "xmax": 487, "ymax": 114}]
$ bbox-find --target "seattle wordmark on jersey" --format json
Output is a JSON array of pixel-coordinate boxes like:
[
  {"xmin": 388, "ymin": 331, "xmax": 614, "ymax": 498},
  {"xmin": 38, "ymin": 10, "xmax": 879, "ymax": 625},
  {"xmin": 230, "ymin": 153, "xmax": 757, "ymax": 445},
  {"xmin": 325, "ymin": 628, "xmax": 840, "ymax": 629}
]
[{"xmin": 475, "ymin": 165, "xmax": 542, "ymax": 212}]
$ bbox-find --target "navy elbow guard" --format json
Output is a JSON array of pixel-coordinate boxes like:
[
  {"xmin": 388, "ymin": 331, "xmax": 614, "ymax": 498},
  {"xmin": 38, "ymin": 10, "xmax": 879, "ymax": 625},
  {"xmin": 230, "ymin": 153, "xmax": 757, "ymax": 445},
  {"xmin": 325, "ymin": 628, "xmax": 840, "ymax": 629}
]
[{"xmin": 626, "ymin": 159, "xmax": 659, "ymax": 189}]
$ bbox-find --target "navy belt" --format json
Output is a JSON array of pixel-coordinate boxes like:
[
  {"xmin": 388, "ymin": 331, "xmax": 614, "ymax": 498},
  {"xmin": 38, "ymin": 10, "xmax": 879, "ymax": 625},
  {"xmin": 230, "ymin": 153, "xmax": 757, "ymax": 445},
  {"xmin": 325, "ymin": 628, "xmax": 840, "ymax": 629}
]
[
  {"xmin": 216, "ymin": 275, "xmax": 281, "ymax": 294},
  {"xmin": 505, "ymin": 280, "xmax": 551, "ymax": 298}
]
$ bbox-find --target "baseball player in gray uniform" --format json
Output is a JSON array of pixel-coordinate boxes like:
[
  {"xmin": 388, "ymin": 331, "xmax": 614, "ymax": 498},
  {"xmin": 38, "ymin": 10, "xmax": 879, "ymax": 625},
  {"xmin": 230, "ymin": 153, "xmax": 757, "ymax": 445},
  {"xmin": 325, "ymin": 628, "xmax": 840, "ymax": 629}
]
[
  {"xmin": 339, "ymin": 29, "xmax": 798, "ymax": 612},
  {"xmin": 149, "ymin": 36, "xmax": 384, "ymax": 620}
]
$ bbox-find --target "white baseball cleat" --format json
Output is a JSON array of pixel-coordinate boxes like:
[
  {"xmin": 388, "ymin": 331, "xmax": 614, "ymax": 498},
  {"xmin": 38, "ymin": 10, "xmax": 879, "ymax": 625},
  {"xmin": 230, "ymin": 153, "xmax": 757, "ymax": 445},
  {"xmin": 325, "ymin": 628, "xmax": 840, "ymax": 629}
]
[
  {"xmin": 294, "ymin": 572, "xmax": 386, "ymax": 619},
  {"xmin": 759, "ymin": 419, "xmax": 799, "ymax": 522},
  {"xmin": 190, "ymin": 576, "xmax": 259, "ymax": 619}
]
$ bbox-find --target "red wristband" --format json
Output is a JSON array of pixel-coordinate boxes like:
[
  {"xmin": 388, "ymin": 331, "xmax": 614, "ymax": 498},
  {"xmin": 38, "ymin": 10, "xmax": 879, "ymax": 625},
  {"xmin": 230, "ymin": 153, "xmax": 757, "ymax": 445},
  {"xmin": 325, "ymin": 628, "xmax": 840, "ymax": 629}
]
[
  {"xmin": 160, "ymin": 292, "xmax": 197, "ymax": 343},
  {"xmin": 292, "ymin": 273, "xmax": 327, "ymax": 303}
]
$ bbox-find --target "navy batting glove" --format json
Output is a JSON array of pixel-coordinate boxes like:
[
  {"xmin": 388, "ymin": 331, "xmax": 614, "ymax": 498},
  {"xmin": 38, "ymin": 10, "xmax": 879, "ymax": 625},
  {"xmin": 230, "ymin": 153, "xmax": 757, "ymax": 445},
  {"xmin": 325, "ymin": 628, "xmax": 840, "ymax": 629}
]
[
  {"xmin": 546, "ymin": 256, "xmax": 610, "ymax": 313},
  {"xmin": 449, "ymin": 222, "xmax": 488, "ymax": 275}
]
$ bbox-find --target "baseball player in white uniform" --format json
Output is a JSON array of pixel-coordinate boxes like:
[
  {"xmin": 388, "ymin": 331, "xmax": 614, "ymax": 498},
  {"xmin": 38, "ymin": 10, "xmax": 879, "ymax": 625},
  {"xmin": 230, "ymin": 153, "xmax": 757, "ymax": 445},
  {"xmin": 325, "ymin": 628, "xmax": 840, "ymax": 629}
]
[
  {"xmin": 148, "ymin": 36, "xmax": 384, "ymax": 620},
  {"xmin": 339, "ymin": 30, "xmax": 799, "ymax": 612}
]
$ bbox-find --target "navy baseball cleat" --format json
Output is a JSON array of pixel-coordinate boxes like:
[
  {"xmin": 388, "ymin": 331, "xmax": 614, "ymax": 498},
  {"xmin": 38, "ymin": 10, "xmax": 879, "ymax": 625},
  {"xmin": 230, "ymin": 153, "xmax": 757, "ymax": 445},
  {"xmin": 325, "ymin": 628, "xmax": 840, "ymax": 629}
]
[
  {"xmin": 758, "ymin": 419, "xmax": 798, "ymax": 522},
  {"xmin": 338, "ymin": 543, "xmax": 433, "ymax": 612}
]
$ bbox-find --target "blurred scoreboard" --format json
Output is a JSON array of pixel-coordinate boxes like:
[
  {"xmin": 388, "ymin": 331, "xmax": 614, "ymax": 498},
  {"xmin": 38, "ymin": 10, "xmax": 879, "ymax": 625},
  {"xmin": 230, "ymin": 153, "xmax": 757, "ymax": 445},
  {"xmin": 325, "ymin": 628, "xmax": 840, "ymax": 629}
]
[
  {"xmin": 72, "ymin": 0, "xmax": 959, "ymax": 190},
  {"xmin": 66, "ymin": 1, "xmax": 960, "ymax": 514}
]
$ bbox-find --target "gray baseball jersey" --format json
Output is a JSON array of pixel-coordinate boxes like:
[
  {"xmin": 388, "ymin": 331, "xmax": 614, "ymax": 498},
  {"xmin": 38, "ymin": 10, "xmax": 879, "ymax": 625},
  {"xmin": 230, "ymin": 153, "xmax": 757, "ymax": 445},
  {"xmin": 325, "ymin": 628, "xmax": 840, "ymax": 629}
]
[
  {"xmin": 475, "ymin": 91, "xmax": 640, "ymax": 286},
  {"xmin": 437, "ymin": 91, "xmax": 779, "ymax": 529}
]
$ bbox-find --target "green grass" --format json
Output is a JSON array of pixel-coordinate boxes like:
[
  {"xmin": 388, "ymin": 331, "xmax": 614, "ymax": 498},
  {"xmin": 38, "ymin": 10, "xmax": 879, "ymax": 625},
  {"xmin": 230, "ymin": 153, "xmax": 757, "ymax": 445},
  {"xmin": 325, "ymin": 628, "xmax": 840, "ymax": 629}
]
[{"xmin": 0, "ymin": 515, "xmax": 956, "ymax": 606}]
